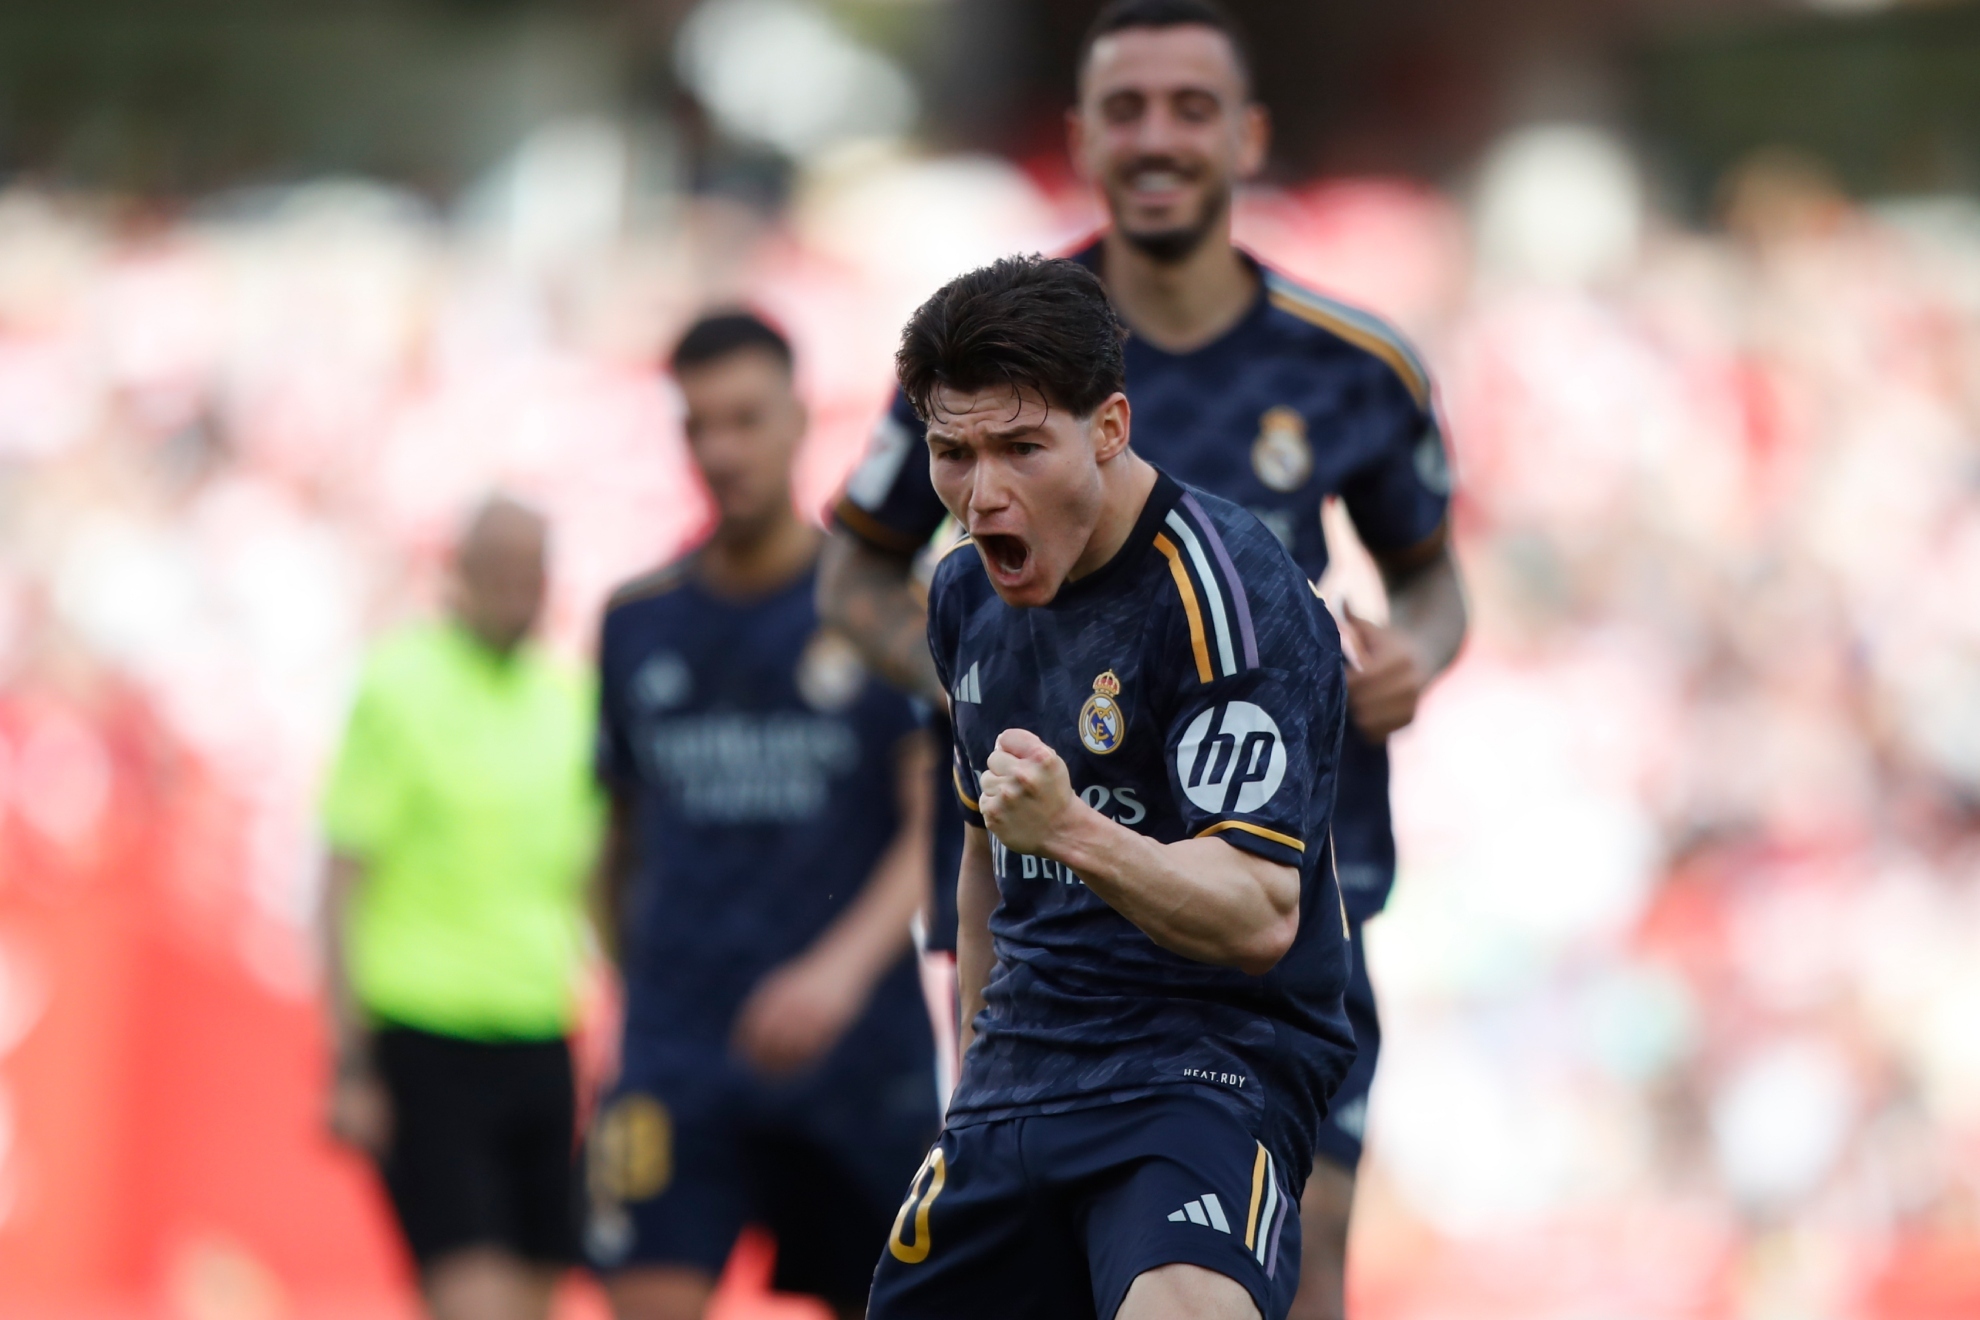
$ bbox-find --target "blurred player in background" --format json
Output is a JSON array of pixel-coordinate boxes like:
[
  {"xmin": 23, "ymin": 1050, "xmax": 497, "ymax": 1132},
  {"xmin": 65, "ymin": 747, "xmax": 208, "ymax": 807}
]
[
  {"xmin": 588, "ymin": 313, "xmax": 940, "ymax": 1320},
  {"xmin": 867, "ymin": 254, "xmax": 1354, "ymax": 1320},
  {"xmin": 820, "ymin": 3, "xmax": 1467, "ymax": 1317},
  {"xmin": 321, "ymin": 496, "xmax": 601, "ymax": 1320}
]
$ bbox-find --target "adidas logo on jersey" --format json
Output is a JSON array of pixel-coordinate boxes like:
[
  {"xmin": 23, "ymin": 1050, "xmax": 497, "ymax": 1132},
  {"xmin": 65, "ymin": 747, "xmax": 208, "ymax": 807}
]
[
  {"xmin": 952, "ymin": 661, "xmax": 982, "ymax": 705},
  {"xmin": 1167, "ymin": 1193, "xmax": 1231, "ymax": 1233}
]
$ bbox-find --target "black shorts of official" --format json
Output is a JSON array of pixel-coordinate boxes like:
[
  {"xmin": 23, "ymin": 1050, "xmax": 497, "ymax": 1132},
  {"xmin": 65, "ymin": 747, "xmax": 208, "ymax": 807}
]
[
  {"xmin": 586, "ymin": 1048, "xmax": 940, "ymax": 1308},
  {"xmin": 1312, "ymin": 915, "xmax": 1379, "ymax": 1173},
  {"xmin": 868, "ymin": 1091, "xmax": 1301, "ymax": 1320},
  {"xmin": 371, "ymin": 1025, "xmax": 580, "ymax": 1268}
]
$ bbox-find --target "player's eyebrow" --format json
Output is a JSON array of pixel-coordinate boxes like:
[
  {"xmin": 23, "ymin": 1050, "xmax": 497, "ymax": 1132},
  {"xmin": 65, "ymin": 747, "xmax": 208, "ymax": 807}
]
[
  {"xmin": 1098, "ymin": 82, "xmax": 1226, "ymax": 107},
  {"xmin": 925, "ymin": 422, "xmax": 1046, "ymax": 445}
]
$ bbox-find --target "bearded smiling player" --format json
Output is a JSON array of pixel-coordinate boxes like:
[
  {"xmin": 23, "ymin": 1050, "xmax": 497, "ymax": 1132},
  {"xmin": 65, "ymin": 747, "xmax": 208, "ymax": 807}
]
[{"xmin": 823, "ymin": 4, "xmax": 1467, "ymax": 1316}]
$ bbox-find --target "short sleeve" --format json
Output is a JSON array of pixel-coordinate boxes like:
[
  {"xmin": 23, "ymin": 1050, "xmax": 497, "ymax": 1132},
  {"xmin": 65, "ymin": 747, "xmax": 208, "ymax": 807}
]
[
  {"xmin": 1337, "ymin": 372, "xmax": 1452, "ymax": 560},
  {"xmin": 321, "ymin": 658, "xmax": 403, "ymax": 858},
  {"xmin": 832, "ymin": 391, "xmax": 948, "ymax": 556},
  {"xmin": 1151, "ymin": 499, "xmax": 1347, "ymax": 870},
  {"xmin": 1163, "ymin": 668, "xmax": 1330, "ymax": 869},
  {"xmin": 951, "ymin": 745, "xmax": 985, "ymax": 828},
  {"xmin": 923, "ymin": 556, "xmax": 984, "ymax": 825},
  {"xmin": 595, "ymin": 614, "xmax": 637, "ymax": 792},
  {"xmin": 863, "ymin": 682, "xmax": 927, "ymax": 759}
]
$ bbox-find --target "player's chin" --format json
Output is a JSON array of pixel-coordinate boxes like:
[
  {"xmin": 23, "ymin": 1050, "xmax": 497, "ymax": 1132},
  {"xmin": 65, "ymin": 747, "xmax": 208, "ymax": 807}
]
[{"xmin": 1116, "ymin": 194, "xmax": 1190, "ymax": 227}]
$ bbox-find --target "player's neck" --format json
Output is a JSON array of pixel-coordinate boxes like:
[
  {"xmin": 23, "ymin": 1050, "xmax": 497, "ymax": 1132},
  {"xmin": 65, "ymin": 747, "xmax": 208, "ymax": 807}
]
[
  {"xmin": 1100, "ymin": 226, "xmax": 1257, "ymax": 355},
  {"xmin": 1068, "ymin": 451, "xmax": 1160, "ymax": 584},
  {"xmin": 697, "ymin": 508, "xmax": 819, "ymax": 599}
]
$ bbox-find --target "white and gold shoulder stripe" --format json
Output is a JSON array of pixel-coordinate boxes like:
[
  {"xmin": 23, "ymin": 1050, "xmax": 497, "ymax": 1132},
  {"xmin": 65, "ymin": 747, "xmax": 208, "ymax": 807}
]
[{"xmin": 1265, "ymin": 271, "xmax": 1431, "ymax": 410}]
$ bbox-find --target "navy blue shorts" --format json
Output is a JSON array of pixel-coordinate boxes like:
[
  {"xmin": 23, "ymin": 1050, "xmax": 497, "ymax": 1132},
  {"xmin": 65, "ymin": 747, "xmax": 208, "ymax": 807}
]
[
  {"xmin": 586, "ymin": 1045, "xmax": 939, "ymax": 1307},
  {"xmin": 868, "ymin": 1091, "xmax": 1301, "ymax": 1320},
  {"xmin": 1312, "ymin": 916, "xmax": 1378, "ymax": 1172}
]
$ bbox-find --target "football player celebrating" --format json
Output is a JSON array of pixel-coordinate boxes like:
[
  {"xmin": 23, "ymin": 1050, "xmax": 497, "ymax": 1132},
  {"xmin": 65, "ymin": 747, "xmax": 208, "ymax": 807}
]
[
  {"xmin": 867, "ymin": 254, "xmax": 1353, "ymax": 1320},
  {"xmin": 820, "ymin": 6, "xmax": 1466, "ymax": 1316}
]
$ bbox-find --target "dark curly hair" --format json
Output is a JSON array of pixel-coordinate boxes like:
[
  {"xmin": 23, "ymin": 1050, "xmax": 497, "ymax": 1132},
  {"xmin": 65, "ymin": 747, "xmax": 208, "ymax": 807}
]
[{"xmin": 895, "ymin": 255, "xmax": 1127, "ymax": 422}]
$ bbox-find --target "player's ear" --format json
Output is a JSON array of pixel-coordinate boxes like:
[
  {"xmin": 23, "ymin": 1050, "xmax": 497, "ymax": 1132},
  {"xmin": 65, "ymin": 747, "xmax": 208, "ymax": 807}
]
[
  {"xmin": 1236, "ymin": 102, "xmax": 1270, "ymax": 181},
  {"xmin": 1088, "ymin": 392, "xmax": 1131, "ymax": 464}
]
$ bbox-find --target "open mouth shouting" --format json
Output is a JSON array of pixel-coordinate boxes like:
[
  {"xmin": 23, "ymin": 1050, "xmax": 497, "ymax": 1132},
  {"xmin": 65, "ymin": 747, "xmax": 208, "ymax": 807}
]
[{"xmin": 976, "ymin": 532, "xmax": 1032, "ymax": 589}]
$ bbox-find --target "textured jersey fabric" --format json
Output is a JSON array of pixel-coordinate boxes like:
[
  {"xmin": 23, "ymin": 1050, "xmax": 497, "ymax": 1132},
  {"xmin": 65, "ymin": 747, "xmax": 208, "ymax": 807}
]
[
  {"xmin": 836, "ymin": 243, "xmax": 1449, "ymax": 919},
  {"xmin": 322, "ymin": 621, "xmax": 600, "ymax": 1040},
  {"xmin": 596, "ymin": 560, "xmax": 928, "ymax": 1052},
  {"xmin": 928, "ymin": 472, "xmax": 1355, "ymax": 1174}
]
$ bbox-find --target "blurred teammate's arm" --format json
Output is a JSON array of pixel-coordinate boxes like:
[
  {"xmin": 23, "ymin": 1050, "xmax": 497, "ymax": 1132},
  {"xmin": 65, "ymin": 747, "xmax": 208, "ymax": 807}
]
[
  {"xmin": 732, "ymin": 728, "xmax": 936, "ymax": 1076},
  {"xmin": 1386, "ymin": 540, "xmax": 1467, "ymax": 672},
  {"xmin": 321, "ymin": 850, "xmax": 390, "ymax": 1153},
  {"xmin": 590, "ymin": 789, "xmax": 636, "ymax": 968},
  {"xmin": 1343, "ymin": 536, "xmax": 1467, "ymax": 741},
  {"xmin": 953, "ymin": 824, "xmax": 996, "ymax": 1060},
  {"xmin": 818, "ymin": 531, "xmax": 946, "ymax": 708}
]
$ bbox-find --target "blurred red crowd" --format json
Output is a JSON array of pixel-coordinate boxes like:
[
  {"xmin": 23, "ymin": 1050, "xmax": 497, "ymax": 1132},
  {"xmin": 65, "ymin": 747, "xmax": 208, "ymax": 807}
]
[{"xmin": 0, "ymin": 150, "xmax": 1976, "ymax": 1318}]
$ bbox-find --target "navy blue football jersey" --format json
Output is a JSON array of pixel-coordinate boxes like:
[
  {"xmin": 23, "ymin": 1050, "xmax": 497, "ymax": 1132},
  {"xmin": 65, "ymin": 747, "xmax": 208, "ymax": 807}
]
[
  {"xmin": 597, "ymin": 561, "xmax": 927, "ymax": 1049},
  {"xmin": 837, "ymin": 244, "xmax": 1450, "ymax": 919},
  {"xmin": 928, "ymin": 472, "xmax": 1355, "ymax": 1174}
]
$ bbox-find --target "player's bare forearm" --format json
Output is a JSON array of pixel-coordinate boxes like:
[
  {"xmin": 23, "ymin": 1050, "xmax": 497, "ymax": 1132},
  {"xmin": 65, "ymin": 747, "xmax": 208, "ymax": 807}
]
[
  {"xmin": 981, "ymin": 729, "xmax": 1299, "ymax": 976},
  {"xmin": 733, "ymin": 732, "xmax": 935, "ymax": 1076},
  {"xmin": 590, "ymin": 792, "xmax": 636, "ymax": 968},
  {"xmin": 800, "ymin": 730, "xmax": 935, "ymax": 997},
  {"xmin": 1345, "ymin": 538, "xmax": 1468, "ymax": 741},
  {"xmin": 818, "ymin": 531, "xmax": 946, "ymax": 707},
  {"xmin": 1056, "ymin": 810, "xmax": 1298, "ymax": 976},
  {"xmin": 1381, "ymin": 541, "xmax": 1467, "ymax": 679},
  {"xmin": 955, "ymin": 826, "xmax": 998, "ymax": 1060},
  {"xmin": 321, "ymin": 850, "xmax": 393, "ymax": 1153},
  {"xmin": 320, "ymin": 852, "xmax": 371, "ymax": 1065}
]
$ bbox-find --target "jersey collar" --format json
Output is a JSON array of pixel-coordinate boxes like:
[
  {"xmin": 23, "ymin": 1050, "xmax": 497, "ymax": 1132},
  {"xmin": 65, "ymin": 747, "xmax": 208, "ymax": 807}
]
[
  {"xmin": 1047, "ymin": 468, "xmax": 1184, "ymax": 610},
  {"xmin": 1069, "ymin": 237, "xmax": 1271, "ymax": 361}
]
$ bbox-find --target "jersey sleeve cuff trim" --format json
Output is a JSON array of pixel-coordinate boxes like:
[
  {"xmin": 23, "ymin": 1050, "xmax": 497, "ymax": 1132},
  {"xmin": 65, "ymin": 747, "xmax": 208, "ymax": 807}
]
[
  {"xmin": 953, "ymin": 765, "xmax": 981, "ymax": 814},
  {"xmin": 1196, "ymin": 819, "xmax": 1305, "ymax": 854},
  {"xmin": 832, "ymin": 498, "xmax": 927, "ymax": 557}
]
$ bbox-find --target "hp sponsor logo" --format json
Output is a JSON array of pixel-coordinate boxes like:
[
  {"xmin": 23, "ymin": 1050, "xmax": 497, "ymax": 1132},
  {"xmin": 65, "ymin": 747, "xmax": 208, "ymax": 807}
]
[{"xmin": 1177, "ymin": 702, "xmax": 1285, "ymax": 814}]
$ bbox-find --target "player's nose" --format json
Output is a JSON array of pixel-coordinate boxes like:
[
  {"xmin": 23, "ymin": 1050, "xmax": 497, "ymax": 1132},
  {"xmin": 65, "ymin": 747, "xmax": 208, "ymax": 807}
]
[
  {"xmin": 1126, "ymin": 106, "xmax": 1192, "ymax": 155},
  {"xmin": 966, "ymin": 462, "xmax": 1014, "ymax": 516}
]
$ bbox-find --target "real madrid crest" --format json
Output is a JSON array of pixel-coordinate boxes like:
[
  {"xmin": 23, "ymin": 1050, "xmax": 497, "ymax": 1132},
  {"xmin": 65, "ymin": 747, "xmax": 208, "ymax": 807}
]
[
  {"xmin": 797, "ymin": 630, "xmax": 866, "ymax": 713},
  {"xmin": 1251, "ymin": 406, "xmax": 1314, "ymax": 493},
  {"xmin": 1078, "ymin": 670, "xmax": 1125, "ymax": 756}
]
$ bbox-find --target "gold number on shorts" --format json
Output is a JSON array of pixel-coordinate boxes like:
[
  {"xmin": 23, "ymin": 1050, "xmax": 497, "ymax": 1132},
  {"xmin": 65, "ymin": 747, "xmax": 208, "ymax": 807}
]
[
  {"xmin": 887, "ymin": 1147, "xmax": 947, "ymax": 1264},
  {"xmin": 589, "ymin": 1094, "xmax": 674, "ymax": 1204}
]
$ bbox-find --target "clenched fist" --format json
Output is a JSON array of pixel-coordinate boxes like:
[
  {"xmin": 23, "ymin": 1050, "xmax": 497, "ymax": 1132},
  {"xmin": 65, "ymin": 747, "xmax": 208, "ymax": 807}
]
[
  {"xmin": 1343, "ymin": 605, "xmax": 1428, "ymax": 741},
  {"xmin": 980, "ymin": 728, "xmax": 1081, "ymax": 857}
]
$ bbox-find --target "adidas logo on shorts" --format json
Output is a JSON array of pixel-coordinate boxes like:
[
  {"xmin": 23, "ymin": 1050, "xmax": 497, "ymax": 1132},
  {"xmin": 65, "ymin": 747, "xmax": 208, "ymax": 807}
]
[{"xmin": 1167, "ymin": 1193, "xmax": 1231, "ymax": 1233}]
